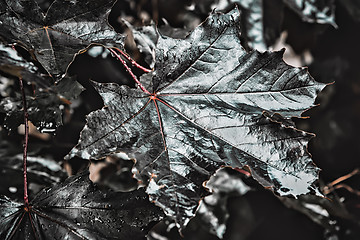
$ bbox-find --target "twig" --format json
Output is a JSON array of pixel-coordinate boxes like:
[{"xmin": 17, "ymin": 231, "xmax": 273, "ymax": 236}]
[
  {"xmin": 108, "ymin": 48, "xmax": 151, "ymax": 95},
  {"xmin": 322, "ymin": 168, "xmax": 360, "ymax": 195},
  {"xmin": 327, "ymin": 168, "xmax": 359, "ymax": 187},
  {"xmin": 19, "ymin": 78, "xmax": 29, "ymax": 206},
  {"xmin": 113, "ymin": 48, "xmax": 152, "ymax": 73}
]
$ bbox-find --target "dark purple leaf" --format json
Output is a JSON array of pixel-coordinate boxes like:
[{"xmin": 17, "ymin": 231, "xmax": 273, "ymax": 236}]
[
  {"xmin": 67, "ymin": 8, "xmax": 326, "ymax": 228},
  {"xmin": 0, "ymin": 172, "xmax": 163, "ymax": 240},
  {"xmin": 0, "ymin": 0, "xmax": 124, "ymax": 79}
]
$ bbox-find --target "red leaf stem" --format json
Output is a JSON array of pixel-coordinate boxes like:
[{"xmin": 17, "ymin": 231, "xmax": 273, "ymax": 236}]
[
  {"xmin": 113, "ymin": 48, "xmax": 152, "ymax": 73},
  {"xmin": 108, "ymin": 48, "xmax": 151, "ymax": 95},
  {"xmin": 19, "ymin": 78, "xmax": 29, "ymax": 206}
]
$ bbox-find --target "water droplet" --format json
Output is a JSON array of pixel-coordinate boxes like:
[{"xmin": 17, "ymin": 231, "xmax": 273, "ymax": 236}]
[{"xmin": 8, "ymin": 187, "xmax": 17, "ymax": 193}]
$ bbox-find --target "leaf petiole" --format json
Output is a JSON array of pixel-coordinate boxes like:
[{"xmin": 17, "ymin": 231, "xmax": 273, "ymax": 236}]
[
  {"xmin": 113, "ymin": 47, "xmax": 152, "ymax": 73},
  {"xmin": 19, "ymin": 78, "xmax": 29, "ymax": 206},
  {"xmin": 108, "ymin": 48, "xmax": 152, "ymax": 95}
]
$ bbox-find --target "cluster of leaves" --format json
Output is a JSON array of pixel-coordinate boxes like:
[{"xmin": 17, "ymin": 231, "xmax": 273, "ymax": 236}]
[{"xmin": 0, "ymin": 0, "xmax": 359, "ymax": 239}]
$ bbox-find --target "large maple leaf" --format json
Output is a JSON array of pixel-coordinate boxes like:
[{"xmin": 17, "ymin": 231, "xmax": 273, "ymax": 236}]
[
  {"xmin": 0, "ymin": 0, "xmax": 124, "ymax": 79},
  {"xmin": 67, "ymin": 8, "xmax": 326, "ymax": 228},
  {"xmin": 0, "ymin": 172, "xmax": 163, "ymax": 240}
]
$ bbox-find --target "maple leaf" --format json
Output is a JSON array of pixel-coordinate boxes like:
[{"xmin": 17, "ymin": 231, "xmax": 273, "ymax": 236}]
[
  {"xmin": 67, "ymin": 8, "xmax": 326, "ymax": 228},
  {"xmin": 0, "ymin": 172, "xmax": 163, "ymax": 240},
  {"xmin": 0, "ymin": 0, "xmax": 124, "ymax": 79}
]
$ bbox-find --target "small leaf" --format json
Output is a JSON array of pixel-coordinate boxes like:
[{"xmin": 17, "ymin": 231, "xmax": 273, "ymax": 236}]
[
  {"xmin": 68, "ymin": 8, "xmax": 326, "ymax": 228},
  {"xmin": 0, "ymin": 172, "xmax": 163, "ymax": 240},
  {"xmin": 0, "ymin": 0, "xmax": 124, "ymax": 79}
]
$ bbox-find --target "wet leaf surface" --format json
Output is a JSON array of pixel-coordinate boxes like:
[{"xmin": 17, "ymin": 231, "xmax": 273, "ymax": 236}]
[
  {"xmin": 0, "ymin": 0, "xmax": 124, "ymax": 79},
  {"xmin": 0, "ymin": 172, "xmax": 163, "ymax": 240},
  {"xmin": 67, "ymin": 8, "xmax": 325, "ymax": 228}
]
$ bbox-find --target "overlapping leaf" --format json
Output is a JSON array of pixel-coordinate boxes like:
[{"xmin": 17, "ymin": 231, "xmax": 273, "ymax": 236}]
[
  {"xmin": 67, "ymin": 8, "xmax": 326, "ymax": 228},
  {"xmin": 195, "ymin": 0, "xmax": 283, "ymax": 51},
  {"xmin": 0, "ymin": 0, "xmax": 124, "ymax": 79},
  {"xmin": 0, "ymin": 43, "xmax": 51, "ymax": 88},
  {"xmin": 197, "ymin": 168, "xmax": 251, "ymax": 238},
  {"xmin": 0, "ymin": 76, "xmax": 84, "ymax": 132},
  {"xmin": 194, "ymin": 0, "xmax": 336, "ymax": 50},
  {"xmin": 0, "ymin": 172, "xmax": 163, "ymax": 240}
]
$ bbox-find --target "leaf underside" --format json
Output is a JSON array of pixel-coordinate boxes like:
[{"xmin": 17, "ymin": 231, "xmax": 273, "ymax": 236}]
[
  {"xmin": 0, "ymin": 0, "xmax": 124, "ymax": 79},
  {"xmin": 0, "ymin": 172, "xmax": 163, "ymax": 240},
  {"xmin": 67, "ymin": 8, "xmax": 326, "ymax": 228}
]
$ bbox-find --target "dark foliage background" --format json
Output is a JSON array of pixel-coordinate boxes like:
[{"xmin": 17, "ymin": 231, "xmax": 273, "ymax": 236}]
[{"xmin": 1, "ymin": 0, "xmax": 360, "ymax": 239}]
